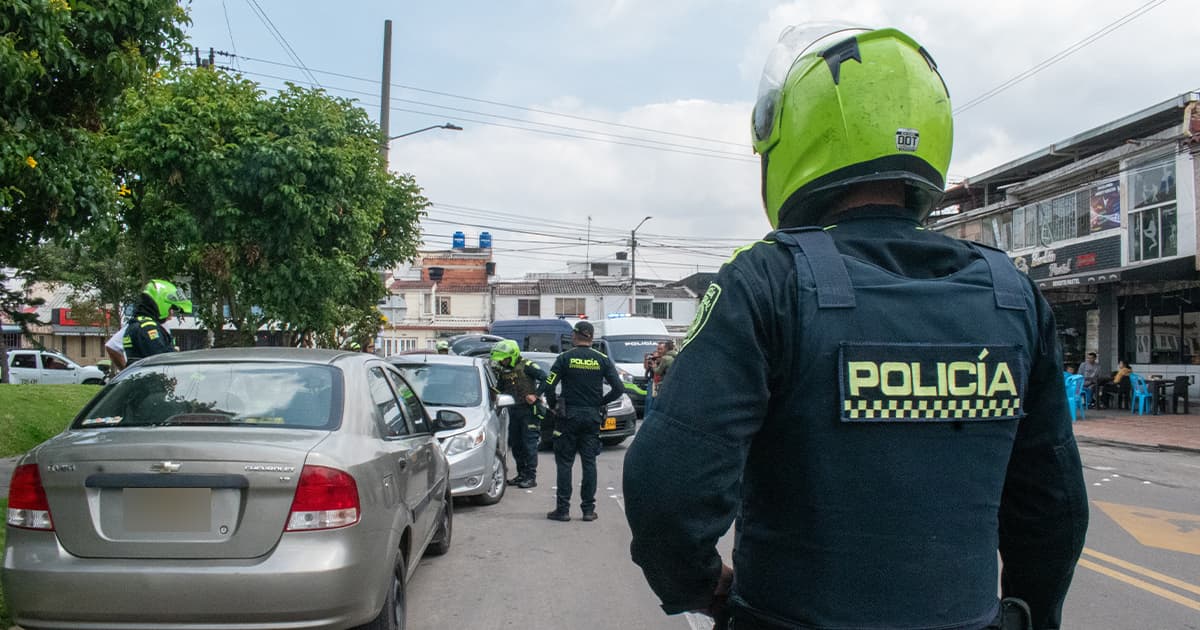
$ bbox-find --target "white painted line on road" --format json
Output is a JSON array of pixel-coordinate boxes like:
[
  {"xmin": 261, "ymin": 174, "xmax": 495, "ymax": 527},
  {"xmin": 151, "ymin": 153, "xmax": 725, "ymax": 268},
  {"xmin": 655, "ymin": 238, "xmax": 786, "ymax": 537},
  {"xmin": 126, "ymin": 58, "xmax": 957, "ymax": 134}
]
[
  {"xmin": 1094, "ymin": 466, "xmax": 1116, "ymax": 471},
  {"xmin": 1143, "ymin": 481, "xmax": 1153, "ymax": 485},
  {"xmin": 1112, "ymin": 474, "xmax": 1120, "ymax": 478},
  {"xmin": 1093, "ymin": 482, "xmax": 1103, "ymax": 486},
  {"xmin": 683, "ymin": 612, "xmax": 715, "ymax": 630}
]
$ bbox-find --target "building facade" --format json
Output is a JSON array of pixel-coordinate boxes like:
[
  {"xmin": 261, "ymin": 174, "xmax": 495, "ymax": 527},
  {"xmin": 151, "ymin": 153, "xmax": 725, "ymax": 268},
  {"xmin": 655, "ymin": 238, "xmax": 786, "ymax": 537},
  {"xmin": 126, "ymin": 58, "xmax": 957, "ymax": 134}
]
[
  {"xmin": 930, "ymin": 91, "xmax": 1200, "ymax": 389},
  {"xmin": 376, "ymin": 246, "xmax": 494, "ymax": 355}
]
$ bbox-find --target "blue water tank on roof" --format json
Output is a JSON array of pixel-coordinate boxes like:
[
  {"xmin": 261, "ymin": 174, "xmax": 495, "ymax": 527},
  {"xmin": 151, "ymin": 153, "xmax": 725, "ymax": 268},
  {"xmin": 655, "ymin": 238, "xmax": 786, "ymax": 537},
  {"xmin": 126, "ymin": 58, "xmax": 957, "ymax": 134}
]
[
  {"xmin": 452, "ymin": 231, "xmax": 465, "ymax": 249},
  {"xmin": 479, "ymin": 231, "xmax": 492, "ymax": 249}
]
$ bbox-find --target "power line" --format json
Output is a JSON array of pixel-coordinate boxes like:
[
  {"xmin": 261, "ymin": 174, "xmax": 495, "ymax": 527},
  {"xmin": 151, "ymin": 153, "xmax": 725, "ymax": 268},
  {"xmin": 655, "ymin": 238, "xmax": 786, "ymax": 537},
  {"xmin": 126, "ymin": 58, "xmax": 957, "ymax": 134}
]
[
  {"xmin": 954, "ymin": 0, "xmax": 1169, "ymax": 115},
  {"xmin": 228, "ymin": 53, "xmax": 746, "ymax": 148},
  {"xmin": 221, "ymin": 0, "xmax": 241, "ymax": 70},
  {"xmin": 233, "ymin": 67, "xmax": 759, "ymax": 163},
  {"xmin": 243, "ymin": 0, "xmax": 321, "ymax": 87}
]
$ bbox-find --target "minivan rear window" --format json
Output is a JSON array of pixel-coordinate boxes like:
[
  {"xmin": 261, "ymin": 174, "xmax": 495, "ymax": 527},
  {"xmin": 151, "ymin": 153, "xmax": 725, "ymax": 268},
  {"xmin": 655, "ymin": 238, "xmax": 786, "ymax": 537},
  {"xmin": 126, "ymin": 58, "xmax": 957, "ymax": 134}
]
[{"xmin": 72, "ymin": 363, "xmax": 340, "ymax": 430}]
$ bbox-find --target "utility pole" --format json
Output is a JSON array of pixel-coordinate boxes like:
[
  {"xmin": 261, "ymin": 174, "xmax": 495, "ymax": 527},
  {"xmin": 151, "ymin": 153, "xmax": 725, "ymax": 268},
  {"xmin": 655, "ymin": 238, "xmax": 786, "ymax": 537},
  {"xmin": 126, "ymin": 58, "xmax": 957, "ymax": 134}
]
[
  {"xmin": 379, "ymin": 19, "xmax": 392, "ymax": 165},
  {"xmin": 629, "ymin": 216, "xmax": 652, "ymax": 315}
]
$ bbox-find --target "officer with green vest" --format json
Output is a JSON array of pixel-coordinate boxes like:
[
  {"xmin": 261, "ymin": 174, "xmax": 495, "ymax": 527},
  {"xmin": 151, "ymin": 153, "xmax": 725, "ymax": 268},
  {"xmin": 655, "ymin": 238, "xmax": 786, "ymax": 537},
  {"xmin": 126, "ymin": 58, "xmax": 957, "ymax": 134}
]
[
  {"xmin": 623, "ymin": 24, "xmax": 1087, "ymax": 630},
  {"xmin": 123, "ymin": 279, "xmax": 193, "ymax": 363},
  {"xmin": 490, "ymin": 339, "xmax": 547, "ymax": 489}
]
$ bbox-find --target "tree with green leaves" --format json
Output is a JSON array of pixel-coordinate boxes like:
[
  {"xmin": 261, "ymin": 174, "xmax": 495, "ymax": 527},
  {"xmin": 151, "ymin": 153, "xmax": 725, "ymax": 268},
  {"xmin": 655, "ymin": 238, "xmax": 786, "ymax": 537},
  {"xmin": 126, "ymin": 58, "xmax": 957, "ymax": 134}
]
[
  {"xmin": 0, "ymin": 0, "xmax": 187, "ymax": 382},
  {"xmin": 117, "ymin": 68, "xmax": 427, "ymax": 347}
]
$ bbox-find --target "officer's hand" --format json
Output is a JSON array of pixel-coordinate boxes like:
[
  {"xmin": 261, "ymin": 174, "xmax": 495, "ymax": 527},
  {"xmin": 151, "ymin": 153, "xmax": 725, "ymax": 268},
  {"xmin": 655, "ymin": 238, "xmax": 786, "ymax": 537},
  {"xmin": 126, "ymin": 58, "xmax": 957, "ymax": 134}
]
[
  {"xmin": 695, "ymin": 564, "xmax": 734, "ymax": 621},
  {"xmin": 524, "ymin": 394, "xmax": 538, "ymax": 405}
]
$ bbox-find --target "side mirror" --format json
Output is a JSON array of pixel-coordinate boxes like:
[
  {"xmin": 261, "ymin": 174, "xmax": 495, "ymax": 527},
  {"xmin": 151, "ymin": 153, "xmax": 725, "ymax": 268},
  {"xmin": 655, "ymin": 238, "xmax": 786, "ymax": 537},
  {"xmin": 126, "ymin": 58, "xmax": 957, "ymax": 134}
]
[
  {"xmin": 433, "ymin": 410, "xmax": 466, "ymax": 432},
  {"xmin": 496, "ymin": 394, "xmax": 516, "ymax": 408}
]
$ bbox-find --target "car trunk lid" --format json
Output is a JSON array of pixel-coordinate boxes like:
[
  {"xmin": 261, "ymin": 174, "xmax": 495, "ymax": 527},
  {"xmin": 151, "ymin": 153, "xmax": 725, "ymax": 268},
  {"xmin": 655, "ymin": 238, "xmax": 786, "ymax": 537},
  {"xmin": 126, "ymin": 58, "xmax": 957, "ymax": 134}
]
[{"xmin": 35, "ymin": 428, "xmax": 329, "ymax": 559}]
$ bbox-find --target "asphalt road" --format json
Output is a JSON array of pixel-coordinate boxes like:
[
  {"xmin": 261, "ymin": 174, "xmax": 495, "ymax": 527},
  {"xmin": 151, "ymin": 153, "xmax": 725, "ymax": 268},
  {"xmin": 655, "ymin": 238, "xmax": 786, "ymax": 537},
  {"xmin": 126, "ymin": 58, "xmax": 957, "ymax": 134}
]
[{"xmin": 408, "ymin": 440, "xmax": 1200, "ymax": 630}]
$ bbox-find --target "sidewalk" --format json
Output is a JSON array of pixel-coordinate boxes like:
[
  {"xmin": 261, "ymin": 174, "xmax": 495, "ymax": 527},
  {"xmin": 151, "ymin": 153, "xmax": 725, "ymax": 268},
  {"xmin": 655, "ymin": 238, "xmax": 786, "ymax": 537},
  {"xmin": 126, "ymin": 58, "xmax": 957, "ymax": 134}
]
[{"xmin": 1071, "ymin": 406, "xmax": 1200, "ymax": 452}]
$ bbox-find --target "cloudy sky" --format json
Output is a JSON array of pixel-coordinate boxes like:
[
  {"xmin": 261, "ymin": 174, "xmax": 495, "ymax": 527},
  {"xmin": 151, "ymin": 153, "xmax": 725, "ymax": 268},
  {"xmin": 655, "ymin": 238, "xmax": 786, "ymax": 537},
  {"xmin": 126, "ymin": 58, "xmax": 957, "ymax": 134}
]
[{"xmin": 184, "ymin": 0, "xmax": 1197, "ymax": 280}]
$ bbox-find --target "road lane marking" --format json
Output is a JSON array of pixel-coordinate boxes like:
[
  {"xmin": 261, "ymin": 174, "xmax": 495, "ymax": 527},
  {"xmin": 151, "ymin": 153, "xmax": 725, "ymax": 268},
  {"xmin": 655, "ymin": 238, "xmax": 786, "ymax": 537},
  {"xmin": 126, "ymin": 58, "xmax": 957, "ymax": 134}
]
[
  {"xmin": 1082, "ymin": 548, "xmax": 1200, "ymax": 597},
  {"xmin": 1077, "ymin": 558, "xmax": 1200, "ymax": 612},
  {"xmin": 1093, "ymin": 501, "xmax": 1200, "ymax": 555}
]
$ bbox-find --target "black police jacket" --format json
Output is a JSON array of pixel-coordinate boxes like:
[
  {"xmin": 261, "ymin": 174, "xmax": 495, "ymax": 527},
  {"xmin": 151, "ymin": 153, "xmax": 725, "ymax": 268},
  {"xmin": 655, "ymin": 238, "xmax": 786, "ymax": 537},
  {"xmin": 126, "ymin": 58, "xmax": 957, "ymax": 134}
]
[
  {"xmin": 539, "ymin": 345, "xmax": 624, "ymax": 412},
  {"xmin": 494, "ymin": 359, "xmax": 547, "ymax": 402},
  {"xmin": 122, "ymin": 312, "xmax": 176, "ymax": 362},
  {"xmin": 623, "ymin": 207, "xmax": 1088, "ymax": 630}
]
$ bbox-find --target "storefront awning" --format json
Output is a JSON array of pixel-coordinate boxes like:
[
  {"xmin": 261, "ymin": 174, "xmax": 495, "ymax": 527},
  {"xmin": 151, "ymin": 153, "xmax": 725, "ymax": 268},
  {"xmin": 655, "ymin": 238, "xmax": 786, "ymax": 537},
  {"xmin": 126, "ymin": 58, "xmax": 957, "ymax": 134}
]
[{"xmin": 1118, "ymin": 256, "xmax": 1197, "ymax": 283}]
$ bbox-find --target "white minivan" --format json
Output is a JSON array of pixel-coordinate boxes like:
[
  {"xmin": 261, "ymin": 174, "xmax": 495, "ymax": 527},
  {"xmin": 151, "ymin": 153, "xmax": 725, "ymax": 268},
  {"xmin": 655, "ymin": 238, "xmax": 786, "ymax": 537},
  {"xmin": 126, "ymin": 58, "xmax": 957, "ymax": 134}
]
[
  {"xmin": 590, "ymin": 317, "xmax": 674, "ymax": 417},
  {"xmin": 5, "ymin": 349, "xmax": 106, "ymax": 385}
]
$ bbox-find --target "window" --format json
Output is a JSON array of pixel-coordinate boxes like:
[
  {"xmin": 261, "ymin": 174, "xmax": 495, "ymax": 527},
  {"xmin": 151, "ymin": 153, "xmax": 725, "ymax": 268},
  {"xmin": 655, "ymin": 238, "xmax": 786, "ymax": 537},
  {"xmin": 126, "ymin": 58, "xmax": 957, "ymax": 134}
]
[
  {"xmin": 43, "ymin": 355, "xmax": 70, "ymax": 370},
  {"xmin": 635, "ymin": 299, "xmax": 652, "ymax": 316},
  {"xmin": 960, "ymin": 220, "xmax": 982, "ymax": 243},
  {"xmin": 652, "ymin": 302, "xmax": 673, "ymax": 319},
  {"xmin": 386, "ymin": 371, "xmax": 428, "ymax": 434},
  {"xmin": 367, "ymin": 367, "xmax": 409, "ymax": 437},
  {"xmin": 1129, "ymin": 158, "xmax": 1177, "ymax": 263},
  {"xmin": 554, "ymin": 297, "xmax": 586, "ymax": 318},
  {"xmin": 591, "ymin": 263, "xmax": 608, "ymax": 276},
  {"xmin": 437, "ymin": 296, "xmax": 451, "ymax": 316},
  {"xmin": 11, "ymin": 354, "xmax": 36, "ymax": 369},
  {"xmin": 518, "ymin": 299, "xmax": 540, "ymax": 317},
  {"xmin": 984, "ymin": 212, "xmax": 1011, "ymax": 250}
]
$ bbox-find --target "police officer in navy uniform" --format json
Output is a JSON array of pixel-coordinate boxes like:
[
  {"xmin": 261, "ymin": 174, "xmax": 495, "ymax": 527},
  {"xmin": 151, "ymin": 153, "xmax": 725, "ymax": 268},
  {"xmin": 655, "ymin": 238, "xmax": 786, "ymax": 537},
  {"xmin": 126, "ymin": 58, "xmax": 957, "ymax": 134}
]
[
  {"xmin": 490, "ymin": 339, "xmax": 548, "ymax": 488},
  {"xmin": 623, "ymin": 24, "xmax": 1087, "ymax": 630},
  {"xmin": 540, "ymin": 320, "xmax": 624, "ymax": 522},
  {"xmin": 123, "ymin": 279, "xmax": 193, "ymax": 362}
]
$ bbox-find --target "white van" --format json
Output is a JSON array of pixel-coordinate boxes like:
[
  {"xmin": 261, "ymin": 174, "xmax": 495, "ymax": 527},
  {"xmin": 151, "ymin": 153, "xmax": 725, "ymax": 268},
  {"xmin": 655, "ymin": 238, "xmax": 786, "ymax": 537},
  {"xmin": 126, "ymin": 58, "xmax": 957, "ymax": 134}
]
[{"xmin": 591, "ymin": 317, "xmax": 673, "ymax": 417}]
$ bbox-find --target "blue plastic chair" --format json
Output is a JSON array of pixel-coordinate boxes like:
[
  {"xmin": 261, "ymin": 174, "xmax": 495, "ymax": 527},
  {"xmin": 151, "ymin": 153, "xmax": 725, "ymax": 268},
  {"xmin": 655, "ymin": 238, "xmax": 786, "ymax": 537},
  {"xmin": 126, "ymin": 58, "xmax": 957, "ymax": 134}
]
[
  {"xmin": 1129, "ymin": 373, "xmax": 1153, "ymax": 415},
  {"xmin": 1064, "ymin": 374, "xmax": 1086, "ymax": 422}
]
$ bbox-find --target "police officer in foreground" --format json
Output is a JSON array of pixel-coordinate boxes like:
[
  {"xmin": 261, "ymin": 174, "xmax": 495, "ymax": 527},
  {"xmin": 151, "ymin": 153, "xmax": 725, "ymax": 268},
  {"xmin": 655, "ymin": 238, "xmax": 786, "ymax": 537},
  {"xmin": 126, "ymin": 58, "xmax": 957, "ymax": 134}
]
[
  {"xmin": 539, "ymin": 320, "xmax": 623, "ymax": 522},
  {"xmin": 623, "ymin": 24, "xmax": 1087, "ymax": 630},
  {"xmin": 123, "ymin": 279, "xmax": 192, "ymax": 363},
  {"xmin": 490, "ymin": 339, "xmax": 547, "ymax": 489}
]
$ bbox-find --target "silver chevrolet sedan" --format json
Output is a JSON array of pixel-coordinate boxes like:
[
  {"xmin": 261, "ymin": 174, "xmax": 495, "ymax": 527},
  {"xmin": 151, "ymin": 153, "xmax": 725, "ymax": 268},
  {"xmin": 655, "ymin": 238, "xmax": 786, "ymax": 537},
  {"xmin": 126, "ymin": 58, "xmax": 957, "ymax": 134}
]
[
  {"xmin": 389, "ymin": 354, "xmax": 514, "ymax": 505},
  {"xmin": 3, "ymin": 348, "xmax": 461, "ymax": 630}
]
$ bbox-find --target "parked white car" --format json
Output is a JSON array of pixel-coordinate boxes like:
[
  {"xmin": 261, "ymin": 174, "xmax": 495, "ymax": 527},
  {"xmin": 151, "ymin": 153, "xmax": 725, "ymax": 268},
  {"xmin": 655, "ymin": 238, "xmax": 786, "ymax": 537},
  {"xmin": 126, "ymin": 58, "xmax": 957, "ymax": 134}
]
[{"xmin": 5, "ymin": 350, "xmax": 106, "ymax": 385}]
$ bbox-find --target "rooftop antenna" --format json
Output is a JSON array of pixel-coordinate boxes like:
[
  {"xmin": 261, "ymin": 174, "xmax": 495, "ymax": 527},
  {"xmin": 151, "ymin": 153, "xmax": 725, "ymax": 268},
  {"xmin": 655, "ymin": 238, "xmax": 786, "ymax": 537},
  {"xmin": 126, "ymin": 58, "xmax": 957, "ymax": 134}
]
[{"xmin": 586, "ymin": 215, "xmax": 592, "ymax": 273}]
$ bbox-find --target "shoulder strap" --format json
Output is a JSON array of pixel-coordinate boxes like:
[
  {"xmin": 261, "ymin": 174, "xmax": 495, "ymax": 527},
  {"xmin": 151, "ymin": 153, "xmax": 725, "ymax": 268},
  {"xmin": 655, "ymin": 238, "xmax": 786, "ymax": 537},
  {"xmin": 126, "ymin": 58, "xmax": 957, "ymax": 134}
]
[
  {"xmin": 968, "ymin": 243, "xmax": 1028, "ymax": 311},
  {"xmin": 771, "ymin": 228, "xmax": 856, "ymax": 309}
]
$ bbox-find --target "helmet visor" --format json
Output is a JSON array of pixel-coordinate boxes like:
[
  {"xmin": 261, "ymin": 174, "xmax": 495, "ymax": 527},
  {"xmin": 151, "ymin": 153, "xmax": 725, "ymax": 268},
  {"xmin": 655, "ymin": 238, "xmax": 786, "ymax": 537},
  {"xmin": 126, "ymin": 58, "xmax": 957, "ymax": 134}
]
[{"xmin": 752, "ymin": 22, "xmax": 869, "ymax": 151}]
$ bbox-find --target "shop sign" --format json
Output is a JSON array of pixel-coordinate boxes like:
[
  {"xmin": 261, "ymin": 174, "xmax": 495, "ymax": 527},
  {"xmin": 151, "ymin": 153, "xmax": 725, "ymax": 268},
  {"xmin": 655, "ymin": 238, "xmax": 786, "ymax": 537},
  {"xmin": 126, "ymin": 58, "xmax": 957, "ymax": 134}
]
[
  {"xmin": 1041, "ymin": 272, "xmax": 1121, "ymax": 289},
  {"xmin": 1048, "ymin": 262, "xmax": 1072, "ymax": 277},
  {"xmin": 1030, "ymin": 250, "xmax": 1057, "ymax": 267}
]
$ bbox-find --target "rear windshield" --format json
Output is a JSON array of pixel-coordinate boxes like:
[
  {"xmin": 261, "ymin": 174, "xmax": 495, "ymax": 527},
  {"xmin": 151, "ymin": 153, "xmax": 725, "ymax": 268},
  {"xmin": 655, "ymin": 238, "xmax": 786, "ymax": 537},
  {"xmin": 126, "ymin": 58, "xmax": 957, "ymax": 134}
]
[
  {"xmin": 393, "ymin": 364, "xmax": 481, "ymax": 408},
  {"xmin": 72, "ymin": 363, "xmax": 340, "ymax": 430}
]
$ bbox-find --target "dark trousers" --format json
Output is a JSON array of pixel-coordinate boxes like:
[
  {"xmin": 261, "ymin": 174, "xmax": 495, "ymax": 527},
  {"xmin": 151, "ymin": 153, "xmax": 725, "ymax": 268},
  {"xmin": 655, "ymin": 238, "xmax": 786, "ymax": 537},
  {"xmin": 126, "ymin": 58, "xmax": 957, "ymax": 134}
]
[
  {"xmin": 553, "ymin": 408, "xmax": 601, "ymax": 513},
  {"xmin": 508, "ymin": 406, "xmax": 539, "ymax": 479}
]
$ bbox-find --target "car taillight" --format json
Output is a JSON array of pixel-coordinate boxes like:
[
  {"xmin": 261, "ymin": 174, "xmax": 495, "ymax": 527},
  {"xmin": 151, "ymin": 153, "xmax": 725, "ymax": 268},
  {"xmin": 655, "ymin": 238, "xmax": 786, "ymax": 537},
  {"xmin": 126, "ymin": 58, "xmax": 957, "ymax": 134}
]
[
  {"xmin": 286, "ymin": 465, "xmax": 360, "ymax": 532},
  {"xmin": 7, "ymin": 464, "xmax": 54, "ymax": 531}
]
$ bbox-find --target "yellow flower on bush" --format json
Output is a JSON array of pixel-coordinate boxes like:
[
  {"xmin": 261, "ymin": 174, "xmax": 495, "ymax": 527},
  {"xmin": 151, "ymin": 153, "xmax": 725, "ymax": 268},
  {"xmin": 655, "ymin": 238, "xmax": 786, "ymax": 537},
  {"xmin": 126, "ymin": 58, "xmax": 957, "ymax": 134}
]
[
  {"xmin": 117, "ymin": 184, "xmax": 131, "ymax": 197},
  {"xmin": 49, "ymin": 0, "xmax": 71, "ymax": 11},
  {"xmin": 25, "ymin": 156, "xmax": 37, "ymax": 169}
]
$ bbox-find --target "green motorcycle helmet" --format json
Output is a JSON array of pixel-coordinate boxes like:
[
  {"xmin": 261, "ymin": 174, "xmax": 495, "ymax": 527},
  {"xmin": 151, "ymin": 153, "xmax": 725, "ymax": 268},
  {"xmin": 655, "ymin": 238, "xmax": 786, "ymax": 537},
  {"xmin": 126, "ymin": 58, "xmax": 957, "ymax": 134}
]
[
  {"xmin": 751, "ymin": 23, "xmax": 953, "ymax": 228},
  {"xmin": 142, "ymin": 279, "xmax": 193, "ymax": 320},
  {"xmin": 490, "ymin": 339, "xmax": 521, "ymax": 366},
  {"xmin": 436, "ymin": 340, "xmax": 450, "ymax": 353}
]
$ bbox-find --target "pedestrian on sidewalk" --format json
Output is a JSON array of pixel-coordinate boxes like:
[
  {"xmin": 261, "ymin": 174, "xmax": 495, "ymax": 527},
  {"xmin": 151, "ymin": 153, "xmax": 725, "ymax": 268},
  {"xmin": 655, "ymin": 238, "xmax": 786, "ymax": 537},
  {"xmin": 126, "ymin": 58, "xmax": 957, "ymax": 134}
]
[
  {"xmin": 1080, "ymin": 352, "xmax": 1100, "ymax": 407},
  {"xmin": 623, "ymin": 24, "xmax": 1088, "ymax": 630}
]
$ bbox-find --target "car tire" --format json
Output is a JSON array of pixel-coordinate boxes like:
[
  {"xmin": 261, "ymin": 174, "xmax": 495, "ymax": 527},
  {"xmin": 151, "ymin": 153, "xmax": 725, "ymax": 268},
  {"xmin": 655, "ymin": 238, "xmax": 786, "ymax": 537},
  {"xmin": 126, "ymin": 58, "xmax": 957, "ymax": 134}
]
[
  {"xmin": 473, "ymin": 454, "xmax": 506, "ymax": 506},
  {"xmin": 600, "ymin": 436, "xmax": 627, "ymax": 447},
  {"xmin": 82, "ymin": 378, "xmax": 104, "ymax": 385},
  {"xmin": 355, "ymin": 554, "xmax": 405, "ymax": 630},
  {"xmin": 426, "ymin": 491, "xmax": 453, "ymax": 556}
]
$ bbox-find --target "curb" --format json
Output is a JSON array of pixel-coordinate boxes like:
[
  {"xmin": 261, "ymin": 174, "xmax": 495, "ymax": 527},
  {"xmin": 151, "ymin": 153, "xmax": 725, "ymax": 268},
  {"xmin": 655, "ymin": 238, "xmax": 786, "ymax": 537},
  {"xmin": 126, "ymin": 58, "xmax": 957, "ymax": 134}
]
[{"xmin": 1075, "ymin": 435, "xmax": 1200, "ymax": 455}]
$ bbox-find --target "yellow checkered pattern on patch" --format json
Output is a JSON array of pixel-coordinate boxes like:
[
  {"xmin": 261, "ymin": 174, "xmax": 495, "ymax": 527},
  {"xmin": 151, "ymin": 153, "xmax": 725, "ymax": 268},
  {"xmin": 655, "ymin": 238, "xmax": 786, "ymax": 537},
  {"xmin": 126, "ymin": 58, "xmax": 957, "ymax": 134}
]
[{"xmin": 843, "ymin": 397, "xmax": 1020, "ymax": 420}]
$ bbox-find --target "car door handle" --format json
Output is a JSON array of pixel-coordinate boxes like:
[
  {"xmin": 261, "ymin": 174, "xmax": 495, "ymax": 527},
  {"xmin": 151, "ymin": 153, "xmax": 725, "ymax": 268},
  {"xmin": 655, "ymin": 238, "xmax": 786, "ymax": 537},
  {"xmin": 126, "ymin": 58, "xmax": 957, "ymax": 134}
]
[{"xmin": 396, "ymin": 457, "xmax": 408, "ymax": 471}]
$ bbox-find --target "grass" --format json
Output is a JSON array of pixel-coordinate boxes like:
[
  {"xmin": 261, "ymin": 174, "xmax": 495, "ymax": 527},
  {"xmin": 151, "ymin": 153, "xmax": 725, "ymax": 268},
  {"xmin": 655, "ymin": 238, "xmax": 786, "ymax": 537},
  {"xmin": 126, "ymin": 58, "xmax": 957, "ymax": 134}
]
[{"xmin": 0, "ymin": 384, "xmax": 98, "ymax": 459}]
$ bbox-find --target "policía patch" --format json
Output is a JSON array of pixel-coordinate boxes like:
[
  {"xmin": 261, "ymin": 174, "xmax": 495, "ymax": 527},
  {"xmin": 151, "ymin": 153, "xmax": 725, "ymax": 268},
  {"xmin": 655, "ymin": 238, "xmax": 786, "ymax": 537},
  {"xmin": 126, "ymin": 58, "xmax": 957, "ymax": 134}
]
[{"xmin": 839, "ymin": 342, "xmax": 1026, "ymax": 422}]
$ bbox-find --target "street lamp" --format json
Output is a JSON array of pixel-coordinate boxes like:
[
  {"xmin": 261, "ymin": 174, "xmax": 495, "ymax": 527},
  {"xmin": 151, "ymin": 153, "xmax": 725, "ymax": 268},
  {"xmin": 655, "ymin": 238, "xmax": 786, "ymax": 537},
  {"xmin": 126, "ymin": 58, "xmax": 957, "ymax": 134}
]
[
  {"xmin": 630, "ymin": 216, "xmax": 652, "ymax": 315},
  {"xmin": 387, "ymin": 123, "xmax": 463, "ymax": 141}
]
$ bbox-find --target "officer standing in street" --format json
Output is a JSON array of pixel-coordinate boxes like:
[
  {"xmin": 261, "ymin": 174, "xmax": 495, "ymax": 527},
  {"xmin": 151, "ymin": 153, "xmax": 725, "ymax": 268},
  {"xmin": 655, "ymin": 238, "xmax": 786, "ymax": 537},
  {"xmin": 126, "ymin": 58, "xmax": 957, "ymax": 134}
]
[
  {"xmin": 123, "ymin": 279, "xmax": 192, "ymax": 363},
  {"xmin": 540, "ymin": 320, "xmax": 623, "ymax": 522},
  {"xmin": 490, "ymin": 339, "xmax": 547, "ymax": 489},
  {"xmin": 623, "ymin": 24, "xmax": 1087, "ymax": 630}
]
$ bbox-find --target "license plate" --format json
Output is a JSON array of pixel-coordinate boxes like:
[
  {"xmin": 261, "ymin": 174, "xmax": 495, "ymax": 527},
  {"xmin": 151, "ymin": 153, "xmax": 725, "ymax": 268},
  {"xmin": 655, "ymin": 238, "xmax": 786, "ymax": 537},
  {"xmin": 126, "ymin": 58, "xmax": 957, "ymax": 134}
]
[
  {"xmin": 602, "ymin": 417, "xmax": 616, "ymax": 430},
  {"xmin": 123, "ymin": 488, "xmax": 212, "ymax": 533}
]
